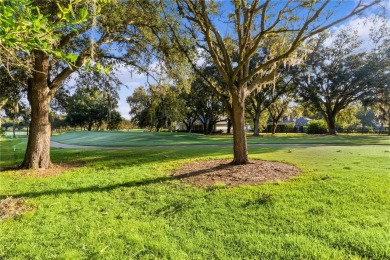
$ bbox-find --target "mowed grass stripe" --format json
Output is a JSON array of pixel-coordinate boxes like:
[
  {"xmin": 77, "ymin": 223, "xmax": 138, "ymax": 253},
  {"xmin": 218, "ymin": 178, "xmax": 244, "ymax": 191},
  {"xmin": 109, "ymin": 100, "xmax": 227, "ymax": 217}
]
[{"xmin": 51, "ymin": 131, "xmax": 390, "ymax": 146}]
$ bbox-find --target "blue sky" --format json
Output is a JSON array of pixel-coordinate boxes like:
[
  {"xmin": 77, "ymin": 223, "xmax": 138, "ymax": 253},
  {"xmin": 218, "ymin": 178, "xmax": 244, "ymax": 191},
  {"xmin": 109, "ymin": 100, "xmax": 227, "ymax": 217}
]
[{"xmin": 115, "ymin": 0, "xmax": 390, "ymax": 119}]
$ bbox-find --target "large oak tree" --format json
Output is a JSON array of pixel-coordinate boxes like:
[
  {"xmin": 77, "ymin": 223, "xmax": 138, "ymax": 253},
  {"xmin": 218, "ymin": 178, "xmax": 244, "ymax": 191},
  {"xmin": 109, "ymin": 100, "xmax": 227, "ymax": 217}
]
[
  {"xmin": 294, "ymin": 28, "xmax": 381, "ymax": 135},
  {"xmin": 6, "ymin": 0, "xmax": 180, "ymax": 169},
  {"xmin": 168, "ymin": 0, "xmax": 380, "ymax": 164}
]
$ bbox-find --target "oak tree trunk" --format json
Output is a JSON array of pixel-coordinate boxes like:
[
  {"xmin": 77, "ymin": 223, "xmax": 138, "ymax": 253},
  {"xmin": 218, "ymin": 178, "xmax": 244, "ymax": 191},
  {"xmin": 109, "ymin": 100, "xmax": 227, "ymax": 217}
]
[
  {"xmin": 230, "ymin": 94, "xmax": 249, "ymax": 165},
  {"xmin": 207, "ymin": 121, "xmax": 214, "ymax": 134},
  {"xmin": 202, "ymin": 122, "xmax": 207, "ymax": 135},
  {"xmin": 327, "ymin": 114, "xmax": 337, "ymax": 135},
  {"xmin": 185, "ymin": 118, "xmax": 197, "ymax": 133},
  {"xmin": 21, "ymin": 51, "xmax": 52, "ymax": 169},
  {"xmin": 184, "ymin": 121, "xmax": 192, "ymax": 132}
]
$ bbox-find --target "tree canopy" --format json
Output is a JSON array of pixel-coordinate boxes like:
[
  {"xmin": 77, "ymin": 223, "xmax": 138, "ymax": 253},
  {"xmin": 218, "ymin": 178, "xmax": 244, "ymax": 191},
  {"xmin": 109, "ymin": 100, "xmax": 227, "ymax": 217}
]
[
  {"xmin": 2, "ymin": 0, "xmax": 189, "ymax": 169},
  {"xmin": 166, "ymin": 0, "xmax": 380, "ymax": 164},
  {"xmin": 0, "ymin": 0, "xmax": 387, "ymax": 169}
]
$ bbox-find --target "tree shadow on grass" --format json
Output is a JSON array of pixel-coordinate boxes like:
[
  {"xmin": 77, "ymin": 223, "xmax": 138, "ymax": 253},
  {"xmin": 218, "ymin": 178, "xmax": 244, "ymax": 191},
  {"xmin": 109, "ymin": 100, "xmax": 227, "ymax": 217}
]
[
  {"xmin": 3, "ymin": 164, "xmax": 234, "ymax": 199},
  {"xmin": 1, "ymin": 145, "xmax": 303, "ymax": 200},
  {"xmin": 1, "ymin": 145, "xmax": 290, "ymax": 172},
  {"xmin": 49, "ymin": 145, "xmax": 293, "ymax": 170}
]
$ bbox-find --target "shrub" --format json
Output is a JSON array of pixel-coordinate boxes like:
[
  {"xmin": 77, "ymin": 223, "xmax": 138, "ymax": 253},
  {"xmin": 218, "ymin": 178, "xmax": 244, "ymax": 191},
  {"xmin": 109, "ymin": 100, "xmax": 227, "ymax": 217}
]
[
  {"xmin": 279, "ymin": 123, "xmax": 295, "ymax": 133},
  {"xmin": 363, "ymin": 126, "xmax": 374, "ymax": 134},
  {"xmin": 307, "ymin": 120, "xmax": 328, "ymax": 134}
]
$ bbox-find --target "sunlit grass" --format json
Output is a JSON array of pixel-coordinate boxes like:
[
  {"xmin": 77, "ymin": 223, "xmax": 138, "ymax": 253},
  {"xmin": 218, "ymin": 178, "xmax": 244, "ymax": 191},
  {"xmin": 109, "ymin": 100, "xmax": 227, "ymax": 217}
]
[
  {"xmin": 1, "ymin": 136, "xmax": 389, "ymax": 259},
  {"xmin": 51, "ymin": 131, "xmax": 390, "ymax": 146}
]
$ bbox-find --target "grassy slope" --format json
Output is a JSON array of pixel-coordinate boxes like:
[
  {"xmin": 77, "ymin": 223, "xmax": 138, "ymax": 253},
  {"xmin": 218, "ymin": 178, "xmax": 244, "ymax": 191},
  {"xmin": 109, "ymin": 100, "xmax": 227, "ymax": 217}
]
[
  {"xmin": 51, "ymin": 131, "xmax": 390, "ymax": 146},
  {"xmin": 1, "ymin": 136, "xmax": 390, "ymax": 259}
]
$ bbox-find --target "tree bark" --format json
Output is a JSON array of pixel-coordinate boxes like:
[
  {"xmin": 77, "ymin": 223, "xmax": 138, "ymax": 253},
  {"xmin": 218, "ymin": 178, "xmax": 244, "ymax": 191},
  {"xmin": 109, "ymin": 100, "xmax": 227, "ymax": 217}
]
[
  {"xmin": 185, "ymin": 117, "xmax": 197, "ymax": 133},
  {"xmin": 271, "ymin": 122, "xmax": 277, "ymax": 135},
  {"xmin": 326, "ymin": 114, "xmax": 337, "ymax": 135},
  {"xmin": 183, "ymin": 121, "xmax": 190, "ymax": 132},
  {"xmin": 207, "ymin": 121, "xmax": 214, "ymax": 134},
  {"xmin": 230, "ymin": 93, "xmax": 249, "ymax": 165},
  {"xmin": 253, "ymin": 114, "xmax": 260, "ymax": 136},
  {"xmin": 12, "ymin": 117, "xmax": 16, "ymax": 138},
  {"xmin": 21, "ymin": 52, "xmax": 52, "ymax": 169},
  {"xmin": 227, "ymin": 118, "xmax": 232, "ymax": 134},
  {"xmin": 186, "ymin": 124, "xmax": 192, "ymax": 133},
  {"xmin": 202, "ymin": 122, "xmax": 207, "ymax": 135}
]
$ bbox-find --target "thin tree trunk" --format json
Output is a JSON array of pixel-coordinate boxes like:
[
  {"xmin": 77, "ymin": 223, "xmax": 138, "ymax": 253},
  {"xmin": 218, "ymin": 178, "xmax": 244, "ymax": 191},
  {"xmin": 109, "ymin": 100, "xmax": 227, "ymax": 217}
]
[
  {"xmin": 21, "ymin": 51, "xmax": 52, "ymax": 169},
  {"xmin": 271, "ymin": 122, "xmax": 277, "ymax": 135},
  {"xmin": 227, "ymin": 119, "xmax": 232, "ymax": 134},
  {"xmin": 207, "ymin": 121, "xmax": 214, "ymax": 134},
  {"xmin": 183, "ymin": 121, "xmax": 190, "ymax": 132},
  {"xmin": 185, "ymin": 118, "xmax": 196, "ymax": 133},
  {"xmin": 202, "ymin": 122, "xmax": 207, "ymax": 135},
  {"xmin": 231, "ymin": 94, "xmax": 249, "ymax": 165},
  {"xmin": 12, "ymin": 117, "xmax": 16, "ymax": 138},
  {"xmin": 253, "ymin": 114, "xmax": 260, "ymax": 136}
]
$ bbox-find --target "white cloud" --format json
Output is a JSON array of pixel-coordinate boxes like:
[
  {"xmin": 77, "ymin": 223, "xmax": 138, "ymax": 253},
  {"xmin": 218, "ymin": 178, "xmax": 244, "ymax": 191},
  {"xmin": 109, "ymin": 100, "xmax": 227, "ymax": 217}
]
[
  {"xmin": 114, "ymin": 68, "xmax": 149, "ymax": 119},
  {"xmin": 383, "ymin": 0, "xmax": 390, "ymax": 14},
  {"xmin": 328, "ymin": 15, "xmax": 390, "ymax": 52},
  {"xmin": 117, "ymin": 98, "xmax": 132, "ymax": 119}
]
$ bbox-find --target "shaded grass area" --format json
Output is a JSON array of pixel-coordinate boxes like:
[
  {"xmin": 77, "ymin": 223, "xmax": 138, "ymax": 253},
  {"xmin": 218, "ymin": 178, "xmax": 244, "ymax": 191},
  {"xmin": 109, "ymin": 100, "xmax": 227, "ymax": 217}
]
[
  {"xmin": 51, "ymin": 131, "xmax": 390, "ymax": 147},
  {"xmin": 1, "ymin": 137, "xmax": 390, "ymax": 259}
]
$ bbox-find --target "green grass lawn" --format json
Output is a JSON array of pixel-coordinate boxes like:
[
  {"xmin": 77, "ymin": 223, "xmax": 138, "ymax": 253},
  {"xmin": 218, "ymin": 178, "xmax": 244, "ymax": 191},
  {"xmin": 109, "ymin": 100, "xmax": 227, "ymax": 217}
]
[
  {"xmin": 51, "ymin": 130, "xmax": 390, "ymax": 146},
  {"xmin": 1, "ymin": 135, "xmax": 390, "ymax": 259}
]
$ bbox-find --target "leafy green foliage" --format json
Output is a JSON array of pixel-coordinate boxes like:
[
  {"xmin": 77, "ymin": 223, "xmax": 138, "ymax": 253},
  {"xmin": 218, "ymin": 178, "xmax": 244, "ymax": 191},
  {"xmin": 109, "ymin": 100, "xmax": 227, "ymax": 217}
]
[
  {"xmin": 356, "ymin": 106, "xmax": 377, "ymax": 128},
  {"xmin": 336, "ymin": 105, "xmax": 361, "ymax": 130},
  {"xmin": 170, "ymin": 0, "xmax": 380, "ymax": 162},
  {"xmin": 267, "ymin": 97, "xmax": 291, "ymax": 134},
  {"xmin": 307, "ymin": 120, "xmax": 328, "ymax": 135},
  {"xmin": 127, "ymin": 85, "xmax": 183, "ymax": 131},
  {"xmin": 107, "ymin": 110, "xmax": 123, "ymax": 130},
  {"xmin": 0, "ymin": 66, "xmax": 26, "ymax": 115},
  {"xmin": 0, "ymin": 0, "xmax": 88, "ymax": 70},
  {"xmin": 294, "ymin": 28, "xmax": 377, "ymax": 134},
  {"xmin": 65, "ymin": 86, "xmax": 122, "ymax": 131},
  {"xmin": 181, "ymin": 68, "xmax": 226, "ymax": 134}
]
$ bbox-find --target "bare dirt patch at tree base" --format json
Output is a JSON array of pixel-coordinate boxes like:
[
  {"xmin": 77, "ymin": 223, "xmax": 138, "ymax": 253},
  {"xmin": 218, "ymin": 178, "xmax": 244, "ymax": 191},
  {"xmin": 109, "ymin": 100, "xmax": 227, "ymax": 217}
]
[
  {"xmin": 171, "ymin": 159, "xmax": 300, "ymax": 187},
  {"xmin": 19, "ymin": 162, "xmax": 85, "ymax": 177},
  {"xmin": 0, "ymin": 162, "xmax": 85, "ymax": 178},
  {"xmin": 0, "ymin": 197, "xmax": 32, "ymax": 220}
]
